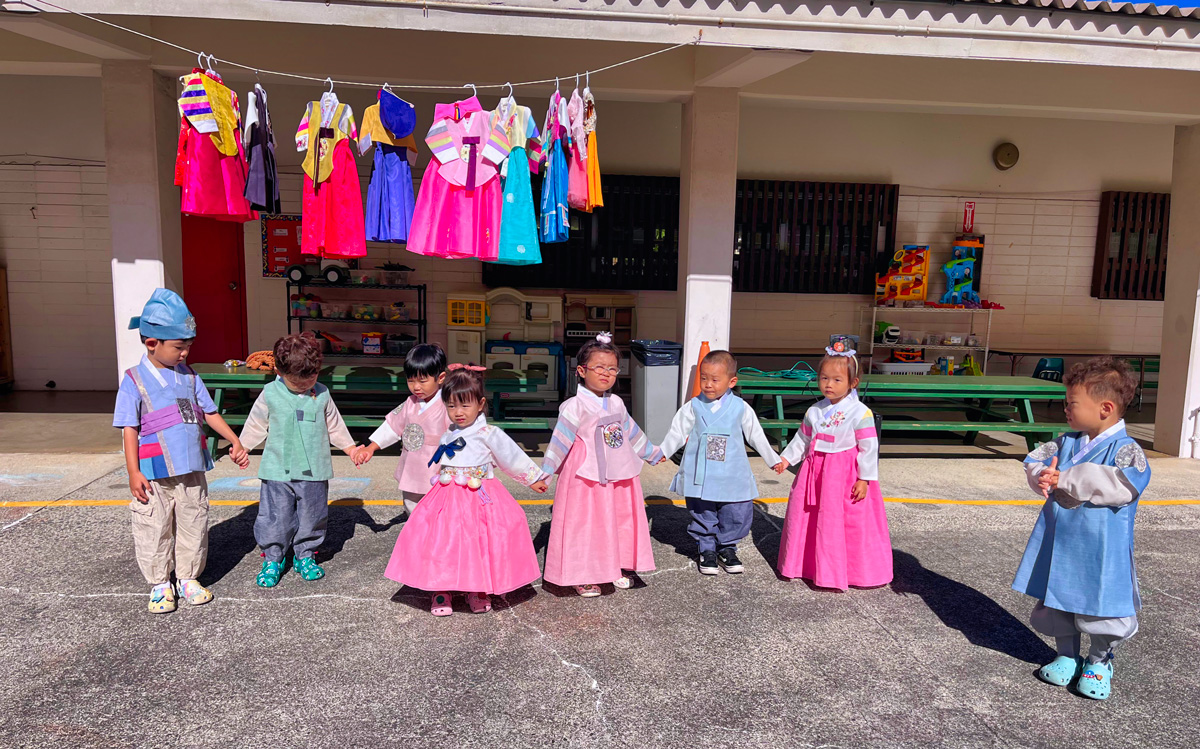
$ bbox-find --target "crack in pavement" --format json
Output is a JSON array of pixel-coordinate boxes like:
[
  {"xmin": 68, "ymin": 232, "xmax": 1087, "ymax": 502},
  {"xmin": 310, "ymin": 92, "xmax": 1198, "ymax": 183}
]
[{"xmin": 500, "ymin": 594, "xmax": 609, "ymax": 743}]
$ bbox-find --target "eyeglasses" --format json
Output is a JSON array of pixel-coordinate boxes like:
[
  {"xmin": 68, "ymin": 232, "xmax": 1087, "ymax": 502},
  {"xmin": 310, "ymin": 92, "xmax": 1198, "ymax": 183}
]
[{"xmin": 583, "ymin": 365, "xmax": 620, "ymax": 376}]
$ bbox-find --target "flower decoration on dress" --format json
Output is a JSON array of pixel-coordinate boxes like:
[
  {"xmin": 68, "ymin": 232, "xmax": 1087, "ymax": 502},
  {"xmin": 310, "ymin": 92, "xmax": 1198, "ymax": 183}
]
[
  {"xmin": 595, "ymin": 332, "xmax": 612, "ymax": 344},
  {"xmin": 1115, "ymin": 443, "xmax": 1148, "ymax": 472}
]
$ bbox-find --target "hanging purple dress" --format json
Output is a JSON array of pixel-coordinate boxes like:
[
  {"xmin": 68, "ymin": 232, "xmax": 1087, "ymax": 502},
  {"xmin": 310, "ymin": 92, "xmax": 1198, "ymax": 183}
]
[{"xmin": 361, "ymin": 89, "xmax": 417, "ymax": 243}]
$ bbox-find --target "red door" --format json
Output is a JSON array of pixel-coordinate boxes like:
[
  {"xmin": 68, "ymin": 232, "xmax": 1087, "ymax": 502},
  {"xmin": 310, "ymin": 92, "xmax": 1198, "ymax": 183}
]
[{"xmin": 181, "ymin": 215, "xmax": 248, "ymax": 364}]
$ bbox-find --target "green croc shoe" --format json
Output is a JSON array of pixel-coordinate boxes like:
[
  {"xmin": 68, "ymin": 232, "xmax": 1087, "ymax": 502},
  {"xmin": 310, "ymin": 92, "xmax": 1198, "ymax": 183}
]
[
  {"xmin": 1076, "ymin": 660, "xmax": 1114, "ymax": 700},
  {"xmin": 1036, "ymin": 655, "xmax": 1084, "ymax": 687},
  {"xmin": 294, "ymin": 555, "xmax": 325, "ymax": 582},
  {"xmin": 256, "ymin": 560, "xmax": 284, "ymax": 588}
]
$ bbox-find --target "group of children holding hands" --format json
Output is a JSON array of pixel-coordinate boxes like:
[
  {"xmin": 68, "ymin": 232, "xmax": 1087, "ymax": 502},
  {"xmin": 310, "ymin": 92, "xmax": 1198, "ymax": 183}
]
[{"xmin": 117, "ymin": 288, "xmax": 1151, "ymax": 700}]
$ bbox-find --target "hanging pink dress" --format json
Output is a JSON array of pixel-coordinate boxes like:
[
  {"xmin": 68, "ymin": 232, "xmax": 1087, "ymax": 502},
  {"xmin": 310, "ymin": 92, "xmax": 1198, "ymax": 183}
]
[
  {"xmin": 777, "ymin": 391, "xmax": 893, "ymax": 590},
  {"xmin": 384, "ymin": 414, "xmax": 543, "ymax": 595},
  {"xmin": 174, "ymin": 68, "xmax": 257, "ymax": 222},
  {"xmin": 296, "ymin": 94, "xmax": 366, "ymax": 259},
  {"xmin": 407, "ymin": 97, "xmax": 511, "ymax": 261},
  {"xmin": 566, "ymin": 87, "xmax": 590, "ymax": 212},
  {"xmin": 540, "ymin": 388, "xmax": 662, "ymax": 587}
]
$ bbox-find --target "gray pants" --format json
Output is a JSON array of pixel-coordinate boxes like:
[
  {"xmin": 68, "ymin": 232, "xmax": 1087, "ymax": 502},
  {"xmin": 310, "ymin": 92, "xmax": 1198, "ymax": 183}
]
[
  {"xmin": 685, "ymin": 497, "xmax": 755, "ymax": 554},
  {"xmin": 1030, "ymin": 602, "xmax": 1138, "ymax": 664},
  {"xmin": 402, "ymin": 491, "xmax": 423, "ymax": 514},
  {"xmin": 255, "ymin": 480, "xmax": 329, "ymax": 563}
]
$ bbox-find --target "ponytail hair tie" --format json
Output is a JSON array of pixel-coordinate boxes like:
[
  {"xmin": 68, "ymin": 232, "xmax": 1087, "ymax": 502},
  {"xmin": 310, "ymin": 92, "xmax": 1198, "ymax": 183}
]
[
  {"xmin": 447, "ymin": 362, "xmax": 486, "ymax": 372},
  {"xmin": 595, "ymin": 332, "xmax": 612, "ymax": 344}
]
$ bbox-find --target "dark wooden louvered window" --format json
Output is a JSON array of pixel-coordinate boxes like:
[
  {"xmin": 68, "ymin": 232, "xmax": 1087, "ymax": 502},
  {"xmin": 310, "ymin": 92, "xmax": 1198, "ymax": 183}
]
[
  {"xmin": 733, "ymin": 181, "xmax": 899, "ymax": 294},
  {"xmin": 482, "ymin": 174, "xmax": 679, "ymax": 291},
  {"xmin": 1092, "ymin": 191, "xmax": 1170, "ymax": 301}
]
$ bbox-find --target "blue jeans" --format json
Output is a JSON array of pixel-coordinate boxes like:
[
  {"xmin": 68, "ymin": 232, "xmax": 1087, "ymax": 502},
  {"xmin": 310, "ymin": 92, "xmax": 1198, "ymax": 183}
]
[{"xmin": 685, "ymin": 497, "xmax": 754, "ymax": 554}]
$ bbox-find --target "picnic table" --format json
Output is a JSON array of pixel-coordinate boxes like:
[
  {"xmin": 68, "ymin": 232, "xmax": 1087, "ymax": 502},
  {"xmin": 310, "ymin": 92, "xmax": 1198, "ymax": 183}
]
[
  {"xmin": 989, "ymin": 348, "xmax": 1159, "ymax": 410},
  {"xmin": 192, "ymin": 363, "xmax": 549, "ymax": 458},
  {"xmin": 735, "ymin": 373, "xmax": 1069, "ymax": 449}
]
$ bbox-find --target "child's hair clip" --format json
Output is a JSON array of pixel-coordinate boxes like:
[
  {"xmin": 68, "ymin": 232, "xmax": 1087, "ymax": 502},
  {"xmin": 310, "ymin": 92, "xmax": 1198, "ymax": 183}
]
[
  {"xmin": 447, "ymin": 362, "xmax": 464, "ymax": 371},
  {"xmin": 596, "ymin": 332, "xmax": 612, "ymax": 344},
  {"xmin": 466, "ymin": 365, "xmax": 486, "ymax": 372},
  {"xmin": 826, "ymin": 335, "xmax": 857, "ymax": 357}
]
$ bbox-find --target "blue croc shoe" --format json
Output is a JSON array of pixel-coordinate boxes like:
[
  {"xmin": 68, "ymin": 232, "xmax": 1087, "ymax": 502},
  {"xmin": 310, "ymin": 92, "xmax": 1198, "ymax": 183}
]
[
  {"xmin": 1037, "ymin": 655, "xmax": 1084, "ymax": 687},
  {"xmin": 256, "ymin": 560, "xmax": 284, "ymax": 588},
  {"xmin": 294, "ymin": 555, "xmax": 326, "ymax": 582},
  {"xmin": 1076, "ymin": 660, "xmax": 1113, "ymax": 700}
]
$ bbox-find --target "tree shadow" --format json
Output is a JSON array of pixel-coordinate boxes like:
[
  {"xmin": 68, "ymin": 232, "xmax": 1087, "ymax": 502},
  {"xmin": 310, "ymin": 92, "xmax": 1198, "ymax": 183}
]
[{"xmin": 891, "ymin": 550, "xmax": 1054, "ymax": 665}]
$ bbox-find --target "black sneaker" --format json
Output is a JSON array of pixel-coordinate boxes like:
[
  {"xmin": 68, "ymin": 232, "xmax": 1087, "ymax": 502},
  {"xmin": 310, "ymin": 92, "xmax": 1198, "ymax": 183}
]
[
  {"xmin": 717, "ymin": 547, "xmax": 744, "ymax": 574},
  {"xmin": 698, "ymin": 551, "xmax": 719, "ymax": 575}
]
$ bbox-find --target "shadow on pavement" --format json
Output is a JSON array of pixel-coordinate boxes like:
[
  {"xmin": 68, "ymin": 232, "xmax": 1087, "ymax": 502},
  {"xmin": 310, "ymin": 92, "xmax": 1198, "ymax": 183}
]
[
  {"xmin": 645, "ymin": 498, "xmax": 693, "ymax": 559},
  {"xmin": 890, "ymin": 549, "xmax": 1054, "ymax": 665},
  {"xmin": 322, "ymin": 502, "xmax": 406, "ymax": 559},
  {"xmin": 203, "ymin": 504, "xmax": 259, "ymax": 586}
]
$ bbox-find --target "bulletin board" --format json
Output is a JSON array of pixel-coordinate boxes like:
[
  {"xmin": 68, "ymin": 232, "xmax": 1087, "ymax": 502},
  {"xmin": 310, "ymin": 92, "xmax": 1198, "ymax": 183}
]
[{"xmin": 260, "ymin": 214, "xmax": 302, "ymax": 278}]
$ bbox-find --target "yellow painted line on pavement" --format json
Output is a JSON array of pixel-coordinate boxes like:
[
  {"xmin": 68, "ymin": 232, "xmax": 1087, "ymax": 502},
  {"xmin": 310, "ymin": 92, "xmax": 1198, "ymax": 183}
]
[{"xmin": 2, "ymin": 497, "xmax": 1198, "ymax": 508}]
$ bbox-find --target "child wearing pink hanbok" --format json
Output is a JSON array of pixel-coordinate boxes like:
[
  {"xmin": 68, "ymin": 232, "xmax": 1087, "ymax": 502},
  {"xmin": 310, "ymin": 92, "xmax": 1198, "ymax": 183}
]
[
  {"xmin": 540, "ymin": 334, "xmax": 663, "ymax": 598},
  {"xmin": 383, "ymin": 366, "xmax": 548, "ymax": 616},
  {"xmin": 774, "ymin": 343, "xmax": 893, "ymax": 590}
]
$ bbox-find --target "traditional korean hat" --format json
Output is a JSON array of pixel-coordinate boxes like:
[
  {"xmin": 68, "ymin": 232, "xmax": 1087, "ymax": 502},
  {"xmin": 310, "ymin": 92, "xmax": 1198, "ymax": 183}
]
[
  {"xmin": 129, "ymin": 288, "xmax": 197, "ymax": 340},
  {"xmin": 379, "ymin": 87, "xmax": 416, "ymax": 139}
]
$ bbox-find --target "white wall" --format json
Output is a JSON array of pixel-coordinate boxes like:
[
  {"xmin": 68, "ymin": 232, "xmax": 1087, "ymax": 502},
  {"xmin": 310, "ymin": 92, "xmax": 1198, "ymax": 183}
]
[{"xmin": 0, "ymin": 77, "xmax": 113, "ymax": 390}]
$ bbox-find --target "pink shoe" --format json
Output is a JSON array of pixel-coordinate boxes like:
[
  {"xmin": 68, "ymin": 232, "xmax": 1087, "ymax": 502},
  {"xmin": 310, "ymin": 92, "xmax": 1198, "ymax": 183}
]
[
  {"xmin": 430, "ymin": 591, "xmax": 453, "ymax": 616},
  {"xmin": 467, "ymin": 592, "xmax": 492, "ymax": 613},
  {"xmin": 575, "ymin": 584, "xmax": 602, "ymax": 598}
]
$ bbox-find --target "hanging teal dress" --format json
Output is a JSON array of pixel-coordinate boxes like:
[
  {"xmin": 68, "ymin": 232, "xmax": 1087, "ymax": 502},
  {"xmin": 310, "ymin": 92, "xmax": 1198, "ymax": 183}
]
[
  {"xmin": 539, "ymin": 91, "xmax": 570, "ymax": 245},
  {"xmin": 493, "ymin": 100, "xmax": 543, "ymax": 266}
]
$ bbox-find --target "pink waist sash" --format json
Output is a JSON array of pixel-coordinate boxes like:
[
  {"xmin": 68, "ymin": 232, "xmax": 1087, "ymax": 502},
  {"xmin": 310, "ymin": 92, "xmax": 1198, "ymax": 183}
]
[{"xmin": 140, "ymin": 401, "xmax": 204, "ymax": 435}]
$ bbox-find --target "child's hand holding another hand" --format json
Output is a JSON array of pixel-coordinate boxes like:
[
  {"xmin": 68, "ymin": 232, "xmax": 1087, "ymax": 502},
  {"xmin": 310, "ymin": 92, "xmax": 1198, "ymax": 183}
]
[
  {"xmin": 530, "ymin": 479, "xmax": 549, "ymax": 494},
  {"xmin": 1037, "ymin": 456, "xmax": 1060, "ymax": 498},
  {"xmin": 774, "ymin": 458, "xmax": 790, "ymax": 475},
  {"xmin": 229, "ymin": 440, "xmax": 250, "ymax": 469}
]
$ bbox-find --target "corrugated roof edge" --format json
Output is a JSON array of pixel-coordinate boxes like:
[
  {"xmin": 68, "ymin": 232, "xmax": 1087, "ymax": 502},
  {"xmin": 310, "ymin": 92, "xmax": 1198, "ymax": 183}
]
[{"xmin": 950, "ymin": 0, "xmax": 1200, "ymax": 20}]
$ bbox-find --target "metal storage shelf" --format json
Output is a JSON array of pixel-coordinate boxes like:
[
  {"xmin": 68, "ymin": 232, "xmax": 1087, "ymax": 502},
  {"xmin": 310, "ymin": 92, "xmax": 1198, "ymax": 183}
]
[
  {"xmin": 864, "ymin": 305, "xmax": 995, "ymax": 374},
  {"xmin": 286, "ymin": 280, "xmax": 427, "ymax": 343}
]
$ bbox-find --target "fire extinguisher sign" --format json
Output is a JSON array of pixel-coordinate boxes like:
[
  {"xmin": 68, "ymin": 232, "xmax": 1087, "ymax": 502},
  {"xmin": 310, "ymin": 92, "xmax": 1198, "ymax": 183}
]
[{"xmin": 963, "ymin": 202, "xmax": 975, "ymax": 234}]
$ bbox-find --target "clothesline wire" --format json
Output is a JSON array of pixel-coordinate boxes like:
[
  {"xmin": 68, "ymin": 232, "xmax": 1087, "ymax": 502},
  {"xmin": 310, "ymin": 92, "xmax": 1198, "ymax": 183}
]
[{"xmin": 24, "ymin": 0, "xmax": 699, "ymax": 91}]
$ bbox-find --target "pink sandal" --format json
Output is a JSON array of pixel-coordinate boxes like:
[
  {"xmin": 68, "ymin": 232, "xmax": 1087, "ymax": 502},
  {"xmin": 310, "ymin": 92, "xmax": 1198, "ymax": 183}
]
[
  {"xmin": 467, "ymin": 592, "xmax": 492, "ymax": 613},
  {"xmin": 430, "ymin": 591, "xmax": 453, "ymax": 616},
  {"xmin": 575, "ymin": 584, "xmax": 602, "ymax": 598}
]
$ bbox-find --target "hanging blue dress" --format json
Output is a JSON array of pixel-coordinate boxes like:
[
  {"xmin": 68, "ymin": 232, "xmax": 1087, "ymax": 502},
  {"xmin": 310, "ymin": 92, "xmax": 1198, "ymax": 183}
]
[
  {"xmin": 362, "ymin": 89, "xmax": 417, "ymax": 243},
  {"xmin": 539, "ymin": 91, "xmax": 570, "ymax": 245},
  {"xmin": 492, "ymin": 100, "xmax": 542, "ymax": 265}
]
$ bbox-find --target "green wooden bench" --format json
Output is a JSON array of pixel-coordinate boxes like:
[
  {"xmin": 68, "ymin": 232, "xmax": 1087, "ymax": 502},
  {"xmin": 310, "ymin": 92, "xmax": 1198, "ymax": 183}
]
[{"xmin": 1124, "ymin": 357, "xmax": 1159, "ymax": 411}]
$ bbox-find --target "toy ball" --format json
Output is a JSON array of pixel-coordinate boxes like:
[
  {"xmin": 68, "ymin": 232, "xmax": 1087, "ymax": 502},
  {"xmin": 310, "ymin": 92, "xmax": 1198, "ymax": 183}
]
[
  {"xmin": 467, "ymin": 477, "xmax": 482, "ymax": 490},
  {"xmin": 438, "ymin": 473, "xmax": 453, "ymax": 486},
  {"xmin": 454, "ymin": 473, "xmax": 469, "ymax": 487}
]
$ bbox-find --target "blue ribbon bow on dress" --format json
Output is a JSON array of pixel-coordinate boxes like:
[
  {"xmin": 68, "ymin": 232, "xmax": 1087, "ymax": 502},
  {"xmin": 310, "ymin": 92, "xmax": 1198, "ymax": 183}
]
[{"xmin": 428, "ymin": 437, "xmax": 467, "ymax": 467}]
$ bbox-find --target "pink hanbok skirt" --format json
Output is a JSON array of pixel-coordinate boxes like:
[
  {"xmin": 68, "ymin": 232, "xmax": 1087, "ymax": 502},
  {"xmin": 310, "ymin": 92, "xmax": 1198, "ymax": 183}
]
[
  {"xmin": 301, "ymin": 139, "xmax": 366, "ymax": 259},
  {"xmin": 175, "ymin": 121, "xmax": 257, "ymax": 223},
  {"xmin": 407, "ymin": 160, "xmax": 501, "ymax": 261},
  {"xmin": 384, "ymin": 477, "xmax": 540, "ymax": 595},
  {"xmin": 543, "ymin": 444, "xmax": 655, "ymax": 587},
  {"xmin": 777, "ymin": 447, "xmax": 893, "ymax": 591}
]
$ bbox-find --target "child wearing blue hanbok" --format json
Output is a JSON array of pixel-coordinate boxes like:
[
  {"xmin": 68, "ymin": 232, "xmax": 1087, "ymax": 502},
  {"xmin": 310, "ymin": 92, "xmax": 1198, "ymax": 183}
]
[{"xmin": 1013, "ymin": 357, "xmax": 1150, "ymax": 701}]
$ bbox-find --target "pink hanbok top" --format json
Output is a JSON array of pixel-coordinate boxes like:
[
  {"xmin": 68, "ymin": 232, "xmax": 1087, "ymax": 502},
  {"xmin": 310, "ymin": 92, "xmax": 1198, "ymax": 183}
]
[
  {"xmin": 542, "ymin": 387, "xmax": 662, "ymax": 483},
  {"xmin": 369, "ymin": 395, "xmax": 451, "ymax": 494}
]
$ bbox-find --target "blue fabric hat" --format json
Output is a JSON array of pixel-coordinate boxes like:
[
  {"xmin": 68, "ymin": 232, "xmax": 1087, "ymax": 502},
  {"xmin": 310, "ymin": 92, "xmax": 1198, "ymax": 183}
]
[
  {"xmin": 379, "ymin": 88, "xmax": 416, "ymax": 139},
  {"xmin": 129, "ymin": 288, "xmax": 197, "ymax": 340}
]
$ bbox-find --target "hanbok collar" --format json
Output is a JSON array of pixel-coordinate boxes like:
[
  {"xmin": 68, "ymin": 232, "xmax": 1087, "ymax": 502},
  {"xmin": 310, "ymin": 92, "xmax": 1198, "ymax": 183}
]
[
  {"xmin": 379, "ymin": 87, "xmax": 416, "ymax": 139},
  {"xmin": 444, "ymin": 412, "xmax": 487, "ymax": 441},
  {"xmin": 273, "ymin": 376, "xmax": 318, "ymax": 399},
  {"xmin": 318, "ymin": 92, "xmax": 340, "ymax": 126},
  {"xmin": 496, "ymin": 94, "xmax": 518, "ymax": 123},
  {"xmin": 817, "ymin": 389, "xmax": 859, "ymax": 416},
  {"xmin": 1066, "ymin": 420, "xmax": 1128, "ymax": 468},
  {"xmin": 576, "ymin": 385, "xmax": 613, "ymax": 410},
  {"xmin": 140, "ymin": 354, "xmax": 185, "ymax": 388},
  {"xmin": 434, "ymin": 96, "xmax": 482, "ymax": 123}
]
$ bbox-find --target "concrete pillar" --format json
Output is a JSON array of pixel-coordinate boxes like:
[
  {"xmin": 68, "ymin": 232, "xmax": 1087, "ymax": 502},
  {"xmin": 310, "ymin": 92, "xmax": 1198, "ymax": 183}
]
[
  {"xmin": 1155, "ymin": 124, "xmax": 1200, "ymax": 458},
  {"xmin": 676, "ymin": 87, "xmax": 739, "ymax": 402},
  {"xmin": 101, "ymin": 61, "xmax": 183, "ymax": 378}
]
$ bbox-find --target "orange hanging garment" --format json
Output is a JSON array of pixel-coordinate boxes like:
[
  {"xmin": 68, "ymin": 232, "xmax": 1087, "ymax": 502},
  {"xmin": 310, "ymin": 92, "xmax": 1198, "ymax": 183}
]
[{"xmin": 584, "ymin": 89, "xmax": 603, "ymax": 211}]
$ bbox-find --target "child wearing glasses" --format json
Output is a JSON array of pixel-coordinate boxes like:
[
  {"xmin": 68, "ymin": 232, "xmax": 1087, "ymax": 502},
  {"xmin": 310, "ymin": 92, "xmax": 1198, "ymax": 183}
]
[{"xmin": 540, "ymin": 334, "xmax": 665, "ymax": 598}]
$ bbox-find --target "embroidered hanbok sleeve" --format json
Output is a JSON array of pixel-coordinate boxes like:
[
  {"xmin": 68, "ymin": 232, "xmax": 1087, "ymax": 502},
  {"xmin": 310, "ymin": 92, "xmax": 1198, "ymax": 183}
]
[
  {"xmin": 485, "ymin": 427, "xmax": 545, "ymax": 485},
  {"xmin": 854, "ymin": 408, "xmax": 880, "ymax": 482},
  {"xmin": 780, "ymin": 407, "xmax": 818, "ymax": 466},
  {"xmin": 540, "ymin": 403, "xmax": 581, "ymax": 476},
  {"xmin": 1058, "ymin": 443, "xmax": 1150, "ymax": 508},
  {"xmin": 237, "ymin": 392, "xmax": 272, "ymax": 452},
  {"xmin": 740, "ymin": 406, "xmax": 780, "ymax": 465},
  {"xmin": 481, "ymin": 120, "xmax": 511, "ymax": 167},
  {"xmin": 622, "ymin": 412, "xmax": 664, "ymax": 464},
  {"xmin": 370, "ymin": 405, "xmax": 405, "ymax": 450},
  {"xmin": 295, "ymin": 102, "xmax": 315, "ymax": 151},
  {"xmin": 324, "ymin": 398, "xmax": 355, "ymax": 451},
  {"xmin": 525, "ymin": 116, "xmax": 543, "ymax": 174},
  {"xmin": 657, "ymin": 403, "xmax": 695, "ymax": 460},
  {"xmin": 1023, "ymin": 438, "xmax": 1063, "ymax": 497},
  {"xmin": 340, "ymin": 107, "xmax": 359, "ymax": 151}
]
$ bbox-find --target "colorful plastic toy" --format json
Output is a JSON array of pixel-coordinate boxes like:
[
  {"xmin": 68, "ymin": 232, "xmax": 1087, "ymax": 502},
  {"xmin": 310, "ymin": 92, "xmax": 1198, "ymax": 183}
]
[
  {"xmin": 876, "ymin": 246, "xmax": 930, "ymax": 305},
  {"xmin": 940, "ymin": 241, "xmax": 982, "ymax": 305}
]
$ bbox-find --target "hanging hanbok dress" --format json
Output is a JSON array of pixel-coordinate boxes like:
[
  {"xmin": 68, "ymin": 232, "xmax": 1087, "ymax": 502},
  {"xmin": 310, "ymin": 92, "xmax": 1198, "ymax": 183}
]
[
  {"xmin": 407, "ymin": 97, "xmax": 511, "ymax": 261},
  {"xmin": 491, "ymin": 96, "xmax": 543, "ymax": 266},
  {"xmin": 174, "ymin": 68, "xmax": 257, "ymax": 222},
  {"xmin": 242, "ymin": 83, "xmax": 281, "ymax": 214},
  {"xmin": 776, "ymin": 391, "xmax": 893, "ymax": 590},
  {"xmin": 584, "ymin": 89, "xmax": 604, "ymax": 211},
  {"xmin": 360, "ymin": 89, "xmax": 418, "ymax": 244},
  {"xmin": 296, "ymin": 93, "xmax": 366, "ymax": 258},
  {"xmin": 538, "ymin": 91, "xmax": 570, "ymax": 244},
  {"xmin": 566, "ymin": 87, "xmax": 590, "ymax": 212}
]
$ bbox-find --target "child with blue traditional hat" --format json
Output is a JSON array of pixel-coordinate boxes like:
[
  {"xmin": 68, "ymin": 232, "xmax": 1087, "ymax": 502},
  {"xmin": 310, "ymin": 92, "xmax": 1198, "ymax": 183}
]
[
  {"xmin": 1014, "ymin": 356, "xmax": 1150, "ymax": 701},
  {"xmin": 113, "ymin": 288, "xmax": 249, "ymax": 614},
  {"xmin": 657, "ymin": 350, "xmax": 782, "ymax": 576},
  {"xmin": 237, "ymin": 332, "xmax": 364, "ymax": 588}
]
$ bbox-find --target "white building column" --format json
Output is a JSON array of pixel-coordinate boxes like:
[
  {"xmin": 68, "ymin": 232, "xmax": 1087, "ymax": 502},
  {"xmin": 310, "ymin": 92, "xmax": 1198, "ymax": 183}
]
[
  {"xmin": 676, "ymin": 87, "xmax": 739, "ymax": 401},
  {"xmin": 101, "ymin": 60, "xmax": 183, "ymax": 378},
  {"xmin": 1155, "ymin": 124, "xmax": 1200, "ymax": 458}
]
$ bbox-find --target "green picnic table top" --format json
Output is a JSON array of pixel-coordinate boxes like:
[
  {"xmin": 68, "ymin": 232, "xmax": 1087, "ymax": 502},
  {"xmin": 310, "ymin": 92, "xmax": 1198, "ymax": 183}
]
[
  {"xmin": 736, "ymin": 373, "xmax": 1066, "ymax": 398},
  {"xmin": 191, "ymin": 363, "xmax": 545, "ymax": 394}
]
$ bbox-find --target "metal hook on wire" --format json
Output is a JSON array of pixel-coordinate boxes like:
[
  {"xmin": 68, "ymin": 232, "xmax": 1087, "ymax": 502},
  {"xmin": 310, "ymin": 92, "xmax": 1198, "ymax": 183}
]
[
  {"xmin": 464, "ymin": 83, "xmax": 477, "ymax": 99},
  {"xmin": 575, "ymin": 73, "xmax": 580, "ymax": 90},
  {"xmin": 325, "ymin": 76, "xmax": 334, "ymax": 94},
  {"xmin": 505, "ymin": 81, "xmax": 514, "ymax": 99},
  {"xmin": 205, "ymin": 53, "xmax": 217, "ymax": 73},
  {"xmin": 196, "ymin": 50, "xmax": 206, "ymax": 70},
  {"xmin": 585, "ymin": 71, "xmax": 590, "ymax": 90}
]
